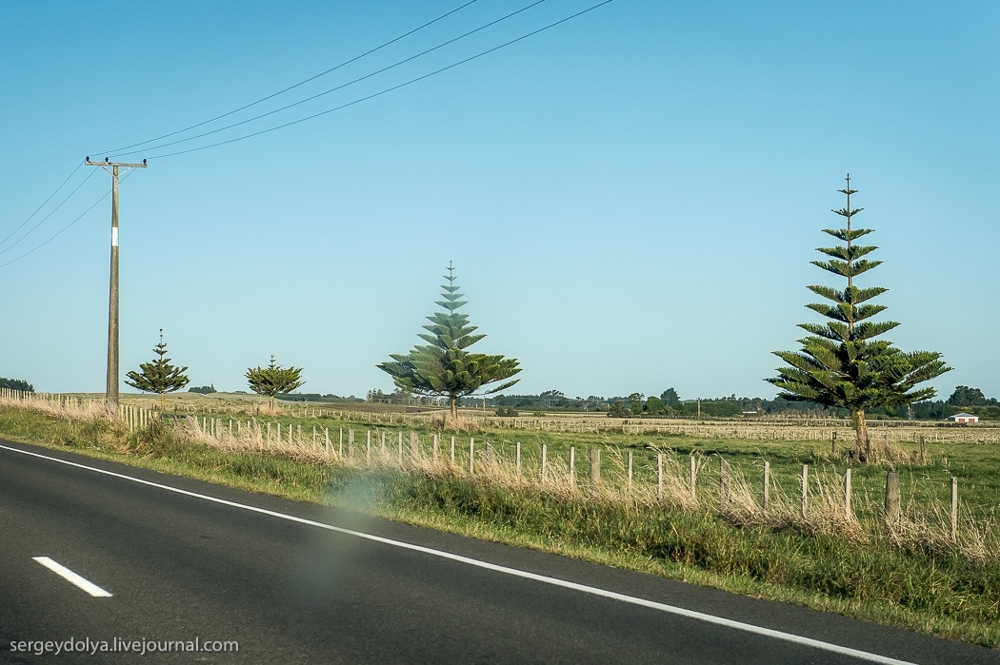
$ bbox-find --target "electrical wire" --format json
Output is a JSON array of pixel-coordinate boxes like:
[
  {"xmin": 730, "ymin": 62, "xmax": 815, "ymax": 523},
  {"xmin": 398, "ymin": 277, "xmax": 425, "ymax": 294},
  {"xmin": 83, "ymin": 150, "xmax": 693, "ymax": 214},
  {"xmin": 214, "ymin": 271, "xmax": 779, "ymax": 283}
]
[
  {"xmin": 0, "ymin": 162, "xmax": 84, "ymax": 249},
  {"xmin": 3, "ymin": 0, "xmax": 616, "ymax": 268},
  {"xmin": 93, "ymin": 0, "xmax": 482, "ymax": 157},
  {"xmin": 147, "ymin": 0, "xmax": 615, "ymax": 160},
  {"xmin": 108, "ymin": 0, "xmax": 549, "ymax": 159},
  {"xmin": 0, "ymin": 170, "xmax": 136, "ymax": 270},
  {"xmin": 0, "ymin": 169, "xmax": 98, "ymax": 257}
]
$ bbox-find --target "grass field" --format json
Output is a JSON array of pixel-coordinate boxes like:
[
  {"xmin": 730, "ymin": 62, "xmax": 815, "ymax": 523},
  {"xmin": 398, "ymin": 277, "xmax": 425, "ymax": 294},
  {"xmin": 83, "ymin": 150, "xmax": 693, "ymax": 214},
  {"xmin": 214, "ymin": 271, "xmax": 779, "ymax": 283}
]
[{"xmin": 3, "ymin": 392, "xmax": 1000, "ymax": 648}]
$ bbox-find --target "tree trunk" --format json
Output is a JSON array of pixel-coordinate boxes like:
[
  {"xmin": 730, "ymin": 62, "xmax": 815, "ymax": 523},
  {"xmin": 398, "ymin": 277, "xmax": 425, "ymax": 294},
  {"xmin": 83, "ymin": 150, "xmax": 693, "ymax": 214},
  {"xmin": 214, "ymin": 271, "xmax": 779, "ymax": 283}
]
[
  {"xmin": 852, "ymin": 409, "xmax": 870, "ymax": 463},
  {"xmin": 449, "ymin": 395, "xmax": 458, "ymax": 429},
  {"xmin": 160, "ymin": 392, "xmax": 165, "ymax": 410}
]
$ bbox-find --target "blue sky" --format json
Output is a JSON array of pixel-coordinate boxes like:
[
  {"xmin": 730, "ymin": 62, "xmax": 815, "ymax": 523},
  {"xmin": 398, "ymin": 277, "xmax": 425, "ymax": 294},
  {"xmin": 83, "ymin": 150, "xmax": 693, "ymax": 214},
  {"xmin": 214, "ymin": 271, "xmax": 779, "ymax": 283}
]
[{"xmin": 1, "ymin": 1, "xmax": 997, "ymax": 401}]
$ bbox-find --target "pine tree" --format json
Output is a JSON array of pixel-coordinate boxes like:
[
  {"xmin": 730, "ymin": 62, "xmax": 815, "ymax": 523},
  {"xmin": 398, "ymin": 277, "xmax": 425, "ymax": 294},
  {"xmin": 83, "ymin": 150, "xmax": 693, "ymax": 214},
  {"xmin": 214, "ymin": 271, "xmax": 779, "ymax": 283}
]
[
  {"xmin": 245, "ymin": 356, "xmax": 305, "ymax": 408},
  {"xmin": 377, "ymin": 262, "xmax": 521, "ymax": 428},
  {"xmin": 125, "ymin": 329, "xmax": 190, "ymax": 409},
  {"xmin": 767, "ymin": 176, "xmax": 950, "ymax": 461}
]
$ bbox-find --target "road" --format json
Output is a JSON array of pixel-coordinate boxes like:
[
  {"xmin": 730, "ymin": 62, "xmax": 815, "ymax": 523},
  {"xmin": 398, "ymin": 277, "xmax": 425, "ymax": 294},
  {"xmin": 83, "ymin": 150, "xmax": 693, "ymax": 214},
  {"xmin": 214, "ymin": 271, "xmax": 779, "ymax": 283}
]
[{"xmin": 1, "ymin": 439, "xmax": 996, "ymax": 664}]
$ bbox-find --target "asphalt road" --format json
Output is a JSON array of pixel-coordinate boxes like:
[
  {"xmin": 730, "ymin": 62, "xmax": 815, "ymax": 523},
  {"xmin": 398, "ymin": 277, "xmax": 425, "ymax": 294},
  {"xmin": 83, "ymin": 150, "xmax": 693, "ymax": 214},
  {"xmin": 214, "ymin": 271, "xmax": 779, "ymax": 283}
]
[{"xmin": 1, "ymin": 439, "xmax": 997, "ymax": 664}]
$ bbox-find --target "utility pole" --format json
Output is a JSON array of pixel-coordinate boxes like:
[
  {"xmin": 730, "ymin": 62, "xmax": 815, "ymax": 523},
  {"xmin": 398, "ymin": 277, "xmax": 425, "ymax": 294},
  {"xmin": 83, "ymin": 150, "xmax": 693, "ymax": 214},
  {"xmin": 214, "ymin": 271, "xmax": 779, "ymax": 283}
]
[{"xmin": 85, "ymin": 157, "xmax": 147, "ymax": 414}]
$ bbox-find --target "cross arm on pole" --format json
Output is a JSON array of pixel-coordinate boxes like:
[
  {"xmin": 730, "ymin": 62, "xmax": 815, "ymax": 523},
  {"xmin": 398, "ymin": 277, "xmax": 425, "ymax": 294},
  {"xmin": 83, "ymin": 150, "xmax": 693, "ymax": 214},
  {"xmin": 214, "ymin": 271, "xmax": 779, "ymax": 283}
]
[{"xmin": 85, "ymin": 158, "xmax": 148, "ymax": 169}]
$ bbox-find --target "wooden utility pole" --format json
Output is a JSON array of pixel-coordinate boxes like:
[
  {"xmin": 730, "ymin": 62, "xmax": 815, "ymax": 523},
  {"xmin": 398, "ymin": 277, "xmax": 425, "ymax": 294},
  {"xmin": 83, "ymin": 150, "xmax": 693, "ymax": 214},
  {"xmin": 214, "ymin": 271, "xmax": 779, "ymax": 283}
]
[{"xmin": 85, "ymin": 157, "xmax": 147, "ymax": 413}]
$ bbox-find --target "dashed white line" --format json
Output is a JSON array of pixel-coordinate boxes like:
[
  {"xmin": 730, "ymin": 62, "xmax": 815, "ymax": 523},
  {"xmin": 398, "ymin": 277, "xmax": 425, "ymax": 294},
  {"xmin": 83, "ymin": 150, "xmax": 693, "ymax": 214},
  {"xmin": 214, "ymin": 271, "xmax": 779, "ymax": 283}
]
[
  {"xmin": 6, "ymin": 443, "xmax": 915, "ymax": 664},
  {"xmin": 33, "ymin": 556, "xmax": 113, "ymax": 597}
]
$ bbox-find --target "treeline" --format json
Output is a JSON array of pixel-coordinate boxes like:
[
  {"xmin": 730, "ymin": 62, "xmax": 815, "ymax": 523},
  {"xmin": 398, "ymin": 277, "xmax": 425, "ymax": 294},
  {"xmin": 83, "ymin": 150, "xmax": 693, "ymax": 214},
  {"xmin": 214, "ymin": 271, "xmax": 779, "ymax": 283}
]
[
  {"xmin": 467, "ymin": 386, "xmax": 1000, "ymax": 421},
  {"xmin": 275, "ymin": 393, "xmax": 363, "ymax": 403},
  {"xmin": 0, "ymin": 377, "xmax": 34, "ymax": 392}
]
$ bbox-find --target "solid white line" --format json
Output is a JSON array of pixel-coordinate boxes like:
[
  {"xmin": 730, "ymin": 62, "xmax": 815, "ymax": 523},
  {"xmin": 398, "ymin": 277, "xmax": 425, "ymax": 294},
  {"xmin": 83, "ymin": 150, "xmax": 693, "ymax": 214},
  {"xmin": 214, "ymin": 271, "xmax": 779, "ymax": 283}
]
[
  {"xmin": 33, "ymin": 556, "xmax": 113, "ymax": 597},
  {"xmin": 4, "ymin": 443, "xmax": 915, "ymax": 665}
]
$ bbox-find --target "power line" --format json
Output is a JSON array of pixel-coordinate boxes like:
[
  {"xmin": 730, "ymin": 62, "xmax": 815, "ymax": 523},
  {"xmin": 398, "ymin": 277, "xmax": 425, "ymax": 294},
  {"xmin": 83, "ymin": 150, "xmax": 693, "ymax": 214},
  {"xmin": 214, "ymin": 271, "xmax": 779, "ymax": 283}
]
[
  {"xmin": 0, "ymin": 186, "xmax": 113, "ymax": 269},
  {"xmin": 3, "ymin": 0, "xmax": 616, "ymax": 268},
  {"xmin": 146, "ymin": 0, "xmax": 616, "ymax": 160},
  {"xmin": 0, "ymin": 162, "xmax": 84, "ymax": 248},
  {"xmin": 0, "ymin": 168, "xmax": 98, "ymax": 257},
  {"xmin": 93, "ymin": 0, "xmax": 482, "ymax": 157},
  {"xmin": 108, "ymin": 0, "xmax": 549, "ymax": 159},
  {"xmin": 9, "ymin": 4, "xmax": 490, "ymax": 268}
]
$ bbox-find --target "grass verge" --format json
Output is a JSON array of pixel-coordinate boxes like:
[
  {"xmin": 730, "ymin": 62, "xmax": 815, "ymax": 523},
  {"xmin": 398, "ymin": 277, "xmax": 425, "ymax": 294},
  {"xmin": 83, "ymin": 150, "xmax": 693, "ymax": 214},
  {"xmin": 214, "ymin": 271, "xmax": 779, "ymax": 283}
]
[{"xmin": 2, "ymin": 405, "xmax": 998, "ymax": 649}]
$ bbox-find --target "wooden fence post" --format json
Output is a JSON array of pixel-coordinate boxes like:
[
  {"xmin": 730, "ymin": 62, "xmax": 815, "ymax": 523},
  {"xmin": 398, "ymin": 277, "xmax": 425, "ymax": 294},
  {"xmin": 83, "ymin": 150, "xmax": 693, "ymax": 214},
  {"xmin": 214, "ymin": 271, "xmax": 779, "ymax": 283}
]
[
  {"xmin": 920, "ymin": 435, "xmax": 926, "ymax": 464},
  {"xmin": 589, "ymin": 447, "xmax": 600, "ymax": 490},
  {"xmin": 844, "ymin": 468, "xmax": 852, "ymax": 518},
  {"xmin": 800, "ymin": 464, "xmax": 808, "ymax": 518},
  {"xmin": 885, "ymin": 469, "xmax": 900, "ymax": 524},
  {"xmin": 433, "ymin": 434, "xmax": 439, "ymax": 461},
  {"xmin": 627, "ymin": 451, "xmax": 633, "ymax": 493},
  {"xmin": 719, "ymin": 458, "xmax": 730, "ymax": 509},
  {"xmin": 762, "ymin": 461, "xmax": 770, "ymax": 512},
  {"xmin": 657, "ymin": 453, "xmax": 663, "ymax": 500},
  {"xmin": 339, "ymin": 428, "xmax": 343, "ymax": 458},
  {"xmin": 366, "ymin": 430, "xmax": 371, "ymax": 467},
  {"xmin": 689, "ymin": 455, "xmax": 697, "ymax": 501},
  {"xmin": 451, "ymin": 436, "xmax": 456, "ymax": 465},
  {"xmin": 541, "ymin": 444, "xmax": 547, "ymax": 482},
  {"xmin": 398, "ymin": 433, "xmax": 403, "ymax": 464},
  {"xmin": 516, "ymin": 442, "xmax": 522, "ymax": 478},
  {"xmin": 569, "ymin": 447, "xmax": 576, "ymax": 487},
  {"xmin": 950, "ymin": 476, "xmax": 958, "ymax": 542},
  {"xmin": 410, "ymin": 432, "xmax": 419, "ymax": 460},
  {"xmin": 348, "ymin": 429, "xmax": 355, "ymax": 459},
  {"xmin": 469, "ymin": 438, "xmax": 475, "ymax": 475}
]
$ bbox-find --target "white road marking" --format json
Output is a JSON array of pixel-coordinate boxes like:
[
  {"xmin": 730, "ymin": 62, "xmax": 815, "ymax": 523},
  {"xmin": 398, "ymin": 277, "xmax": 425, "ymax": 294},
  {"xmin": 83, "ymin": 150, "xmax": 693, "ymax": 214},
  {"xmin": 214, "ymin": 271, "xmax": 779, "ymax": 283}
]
[
  {"xmin": 33, "ymin": 556, "xmax": 112, "ymax": 597},
  {"xmin": 5, "ymin": 443, "xmax": 915, "ymax": 664}
]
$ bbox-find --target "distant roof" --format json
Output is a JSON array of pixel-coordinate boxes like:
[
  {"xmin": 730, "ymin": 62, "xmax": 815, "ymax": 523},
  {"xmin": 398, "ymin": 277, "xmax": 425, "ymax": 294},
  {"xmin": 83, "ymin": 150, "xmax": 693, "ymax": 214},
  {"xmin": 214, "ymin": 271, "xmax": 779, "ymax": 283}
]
[{"xmin": 949, "ymin": 412, "xmax": 978, "ymax": 418}]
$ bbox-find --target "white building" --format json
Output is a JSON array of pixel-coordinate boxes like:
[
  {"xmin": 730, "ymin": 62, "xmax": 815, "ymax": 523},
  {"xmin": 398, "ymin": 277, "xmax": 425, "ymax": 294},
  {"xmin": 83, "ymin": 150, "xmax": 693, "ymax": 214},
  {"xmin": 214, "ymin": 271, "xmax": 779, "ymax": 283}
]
[{"xmin": 947, "ymin": 412, "xmax": 979, "ymax": 424}]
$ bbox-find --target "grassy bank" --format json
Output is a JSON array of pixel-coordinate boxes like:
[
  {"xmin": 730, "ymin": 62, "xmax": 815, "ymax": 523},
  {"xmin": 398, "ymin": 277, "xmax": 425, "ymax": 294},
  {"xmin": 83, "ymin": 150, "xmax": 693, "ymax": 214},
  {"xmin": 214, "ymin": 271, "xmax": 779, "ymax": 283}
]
[{"xmin": 2, "ymin": 403, "xmax": 999, "ymax": 649}]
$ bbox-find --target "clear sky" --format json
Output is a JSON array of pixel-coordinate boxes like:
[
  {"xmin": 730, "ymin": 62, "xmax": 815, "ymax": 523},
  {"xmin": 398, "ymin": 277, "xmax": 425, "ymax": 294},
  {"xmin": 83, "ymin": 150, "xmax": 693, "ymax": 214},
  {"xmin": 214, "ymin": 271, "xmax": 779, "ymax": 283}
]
[{"xmin": 1, "ymin": 1, "xmax": 997, "ymax": 402}]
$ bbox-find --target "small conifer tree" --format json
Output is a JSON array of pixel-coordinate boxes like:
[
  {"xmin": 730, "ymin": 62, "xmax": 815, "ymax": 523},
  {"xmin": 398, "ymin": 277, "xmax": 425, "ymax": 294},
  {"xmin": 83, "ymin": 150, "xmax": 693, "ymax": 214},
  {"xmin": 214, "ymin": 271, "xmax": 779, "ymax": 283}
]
[
  {"xmin": 125, "ymin": 329, "xmax": 190, "ymax": 409},
  {"xmin": 378, "ymin": 262, "xmax": 521, "ymax": 428},
  {"xmin": 767, "ymin": 176, "xmax": 949, "ymax": 461},
  {"xmin": 246, "ymin": 356, "xmax": 305, "ymax": 408}
]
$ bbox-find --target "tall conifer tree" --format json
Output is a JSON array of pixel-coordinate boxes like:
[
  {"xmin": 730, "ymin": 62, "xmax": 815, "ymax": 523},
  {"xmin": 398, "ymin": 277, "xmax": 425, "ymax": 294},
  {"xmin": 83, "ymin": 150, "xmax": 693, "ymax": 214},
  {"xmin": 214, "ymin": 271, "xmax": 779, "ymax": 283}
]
[
  {"xmin": 246, "ymin": 356, "xmax": 305, "ymax": 408},
  {"xmin": 767, "ymin": 176, "xmax": 949, "ymax": 461},
  {"xmin": 125, "ymin": 329, "xmax": 190, "ymax": 409},
  {"xmin": 378, "ymin": 262, "xmax": 521, "ymax": 428}
]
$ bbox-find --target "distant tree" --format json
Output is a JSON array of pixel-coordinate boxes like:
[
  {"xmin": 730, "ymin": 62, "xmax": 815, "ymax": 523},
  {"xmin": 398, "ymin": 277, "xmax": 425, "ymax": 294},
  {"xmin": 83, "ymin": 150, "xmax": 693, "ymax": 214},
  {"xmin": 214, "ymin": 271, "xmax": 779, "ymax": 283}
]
[
  {"xmin": 188, "ymin": 384, "xmax": 217, "ymax": 394},
  {"xmin": 767, "ymin": 177, "xmax": 949, "ymax": 461},
  {"xmin": 367, "ymin": 389, "xmax": 390, "ymax": 403},
  {"xmin": 644, "ymin": 396, "xmax": 664, "ymax": 415},
  {"xmin": 608, "ymin": 400, "xmax": 631, "ymax": 418},
  {"xmin": 377, "ymin": 263, "xmax": 521, "ymax": 428},
  {"xmin": 627, "ymin": 392, "xmax": 645, "ymax": 416},
  {"xmin": 246, "ymin": 356, "xmax": 305, "ymax": 408},
  {"xmin": 946, "ymin": 386, "xmax": 990, "ymax": 407},
  {"xmin": 660, "ymin": 387, "xmax": 681, "ymax": 407},
  {"xmin": 0, "ymin": 377, "xmax": 34, "ymax": 393},
  {"xmin": 125, "ymin": 329, "xmax": 190, "ymax": 409}
]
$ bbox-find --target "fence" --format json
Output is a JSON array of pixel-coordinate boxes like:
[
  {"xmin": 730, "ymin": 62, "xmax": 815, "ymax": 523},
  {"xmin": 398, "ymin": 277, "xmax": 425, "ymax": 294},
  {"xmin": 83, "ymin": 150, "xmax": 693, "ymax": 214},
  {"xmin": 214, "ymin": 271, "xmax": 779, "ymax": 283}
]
[{"xmin": 184, "ymin": 419, "xmax": 986, "ymax": 550}]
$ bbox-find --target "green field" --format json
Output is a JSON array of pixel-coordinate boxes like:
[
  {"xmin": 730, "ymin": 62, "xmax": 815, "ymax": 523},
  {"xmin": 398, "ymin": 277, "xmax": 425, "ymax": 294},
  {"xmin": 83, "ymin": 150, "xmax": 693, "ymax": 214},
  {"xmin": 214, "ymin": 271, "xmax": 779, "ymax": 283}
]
[{"xmin": 3, "ymin": 395, "xmax": 1000, "ymax": 648}]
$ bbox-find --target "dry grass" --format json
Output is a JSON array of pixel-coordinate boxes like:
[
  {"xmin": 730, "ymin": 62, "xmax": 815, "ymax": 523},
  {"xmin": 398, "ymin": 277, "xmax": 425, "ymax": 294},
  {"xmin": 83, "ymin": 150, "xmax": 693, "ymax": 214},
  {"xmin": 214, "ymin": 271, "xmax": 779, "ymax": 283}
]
[
  {"xmin": 177, "ymin": 419, "xmax": 998, "ymax": 561},
  {"xmin": 0, "ymin": 392, "xmax": 110, "ymax": 422},
  {"xmin": 3, "ymin": 392, "xmax": 996, "ymax": 564}
]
